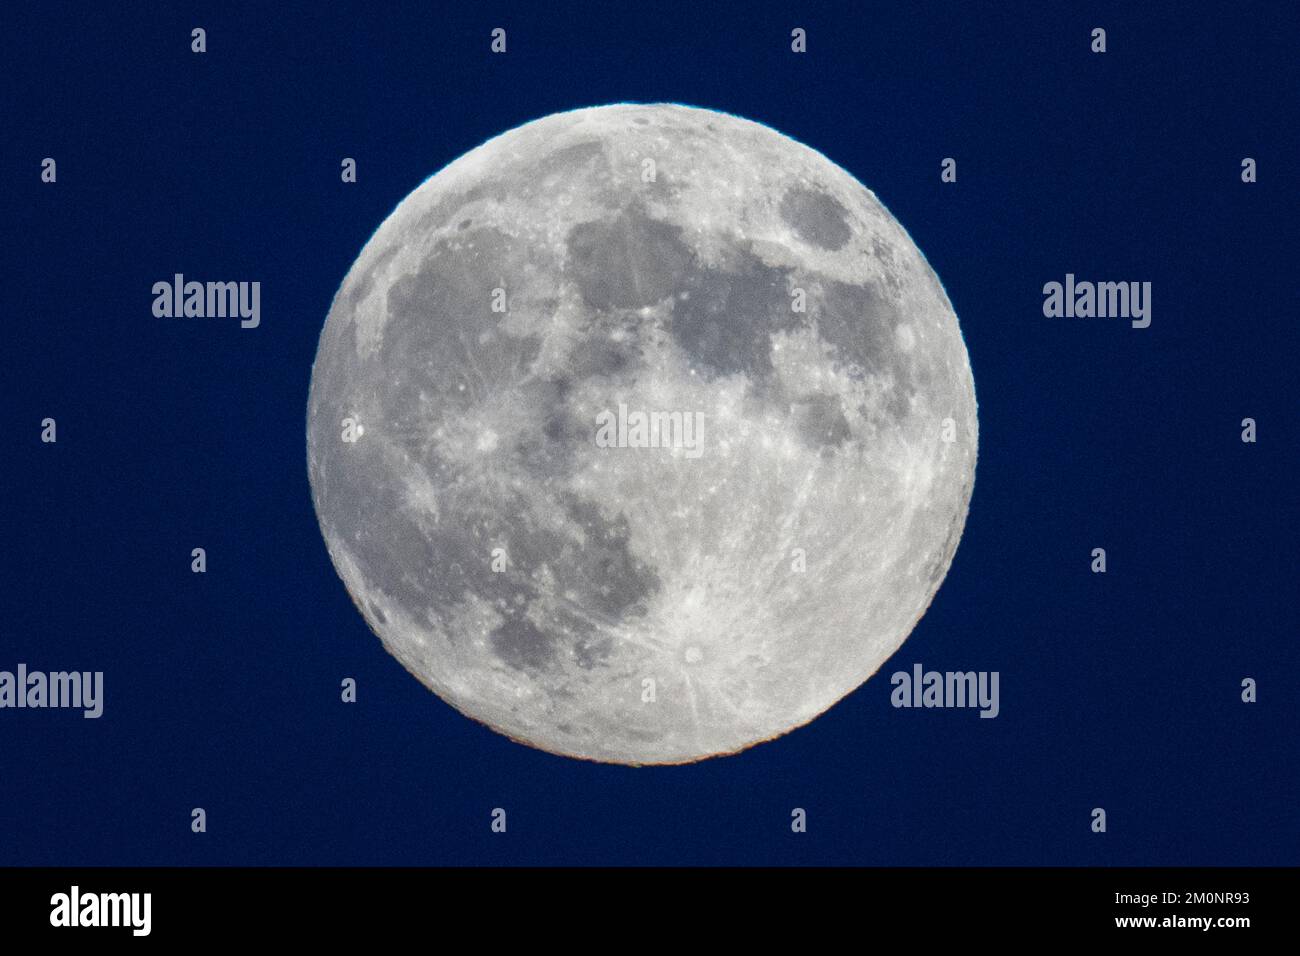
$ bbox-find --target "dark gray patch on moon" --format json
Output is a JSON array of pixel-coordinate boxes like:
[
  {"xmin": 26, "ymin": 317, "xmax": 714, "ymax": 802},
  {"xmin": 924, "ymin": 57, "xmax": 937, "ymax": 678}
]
[
  {"xmin": 567, "ymin": 208, "xmax": 693, "ymax": 310},
  {"xmin": 790, "ymin": 394, "xmax": 854, "ymax": 451},
  {"xmin": 511, "ymin": 382, "xmax": 588, "ymax": 478},
  {"xmin": 334, "ymin": 480, "xmax": 444, "ymax": 619},
  {"xmin": 780, "ymin": 186, "xmax": 852, "ymax": 251},
  {"xmin": 813, "ymin": 276, "xmax": 914, "ymax": 419},
  {"xmin": 564, "ymin": 323, "xmax": 644, "ymax": 381},
  {"xmin": 669, "ymin": 245, "xmax": 797, "ymax": 384},
  {"xmin": 554, "ymin": 494, "xmax": 662, "ymax": 621},
  {"xmin": 490, "ymin": 616, "xmax": 558, "ymax": 672},
  {"xmin": 547, "ymin": 140, "xmax": 605, "ymax": 172},
  {"xmin": 380, "ymin": 227, "xmax": 545, "ymax": 408},
  {"xmin": 480, "ymin": 493, "xmax": 661, "ymax": 674}
]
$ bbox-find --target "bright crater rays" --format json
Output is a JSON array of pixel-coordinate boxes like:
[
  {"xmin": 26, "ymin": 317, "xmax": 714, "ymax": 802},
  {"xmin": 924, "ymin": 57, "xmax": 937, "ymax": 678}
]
[{"xmin": 307, "ymin": 104, "xmax": 978, "ymax": 764}]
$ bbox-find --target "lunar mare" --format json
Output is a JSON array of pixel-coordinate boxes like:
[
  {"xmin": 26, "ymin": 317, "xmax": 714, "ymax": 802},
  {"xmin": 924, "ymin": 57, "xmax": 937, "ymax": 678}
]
[{"xmin": 307, "ymin": 104, "xmax": 977, "ymax": 764}]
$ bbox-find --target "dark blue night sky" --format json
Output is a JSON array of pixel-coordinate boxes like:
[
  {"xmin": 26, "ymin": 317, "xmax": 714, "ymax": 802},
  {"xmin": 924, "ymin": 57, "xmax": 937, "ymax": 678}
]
[{"xmin": 3, "ymin": 1, "xmax": 1296, "ymax": 866}]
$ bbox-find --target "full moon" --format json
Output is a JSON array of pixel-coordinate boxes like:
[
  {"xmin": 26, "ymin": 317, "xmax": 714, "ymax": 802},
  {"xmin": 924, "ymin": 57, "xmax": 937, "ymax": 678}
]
[{"xmin": 307, "ymin": 104, "xmax": 977, "ymax": 764}]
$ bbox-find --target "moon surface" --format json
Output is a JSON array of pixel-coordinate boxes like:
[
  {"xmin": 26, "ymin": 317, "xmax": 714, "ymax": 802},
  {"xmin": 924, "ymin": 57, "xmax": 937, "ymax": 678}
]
[{"xmin": 307, "ymin": 104, "xmax": 977, "ymax": 764}]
